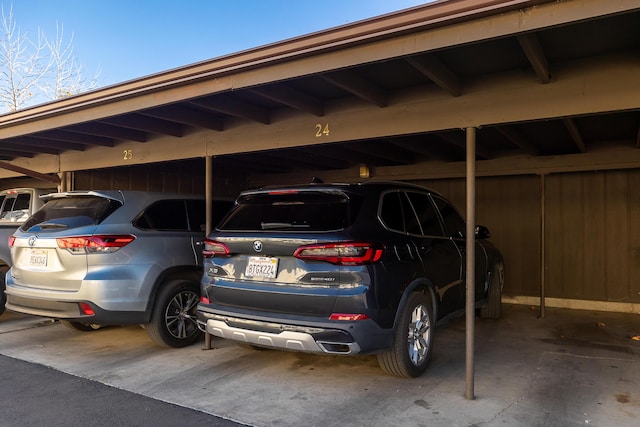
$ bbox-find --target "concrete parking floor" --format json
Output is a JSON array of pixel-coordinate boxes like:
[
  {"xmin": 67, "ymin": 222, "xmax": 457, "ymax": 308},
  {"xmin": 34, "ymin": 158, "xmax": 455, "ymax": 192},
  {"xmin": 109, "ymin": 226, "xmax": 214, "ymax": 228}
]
[{"xmin": 1, "ymin": 304, "xmax": 639, "ymax": 427}]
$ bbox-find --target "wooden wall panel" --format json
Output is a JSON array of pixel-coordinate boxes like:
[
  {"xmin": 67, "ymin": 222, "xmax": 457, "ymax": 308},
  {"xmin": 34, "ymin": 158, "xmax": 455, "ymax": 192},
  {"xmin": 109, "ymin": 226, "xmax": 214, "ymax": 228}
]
[
  {"xmin": 545, "ymin": 170, "xmax": 640, "ymax": 303},
  {"xmin": 73, "ymin": 160, "xmax": 247, "ymax": 198},
  {"xmin": 418, "ymin": 175, "xmax": 542, "ymax": 298}
]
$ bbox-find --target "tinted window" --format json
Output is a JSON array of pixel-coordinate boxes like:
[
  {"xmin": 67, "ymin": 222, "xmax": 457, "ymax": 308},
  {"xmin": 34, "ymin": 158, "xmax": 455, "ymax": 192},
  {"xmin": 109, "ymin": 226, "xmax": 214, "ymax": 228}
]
[
  {"xmin": 135, "ymin": 200, "xmax": 188, "ymax": 231},
  {"xmin": 186, "ymin": 200, "xmax": 206, "ymax": 232},
  {"xmin": 1, "ymin": 193, "xmax": 31, "ymax": 221},
  {"xmin": 406, "ymin": 192, "xmax": 444, "ymax": 236},
  {"xmin": 380, "ymin": 191, "xmax": 420, "ymax": 234},
  {"xmin": 433, "ymin": 196, "xmax": 465, "ymax": 237},
  {"xmin": 219, "ymin": 191, "xmax": 356, "ymax": 231},
  {"xmin": 21, "ymin": 196, "xmax": 121, "ymax": 232},
  {"xmin": 380, "ymin": 192, "xmax": 404, "ymax": 232}
]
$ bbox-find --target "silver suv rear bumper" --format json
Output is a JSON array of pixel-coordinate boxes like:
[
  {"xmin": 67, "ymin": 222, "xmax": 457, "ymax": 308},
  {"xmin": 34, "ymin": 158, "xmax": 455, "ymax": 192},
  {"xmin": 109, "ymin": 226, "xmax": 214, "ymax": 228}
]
[{"xmin": 198, "ymin": 313, "xmax": 361, "ymax": 355}]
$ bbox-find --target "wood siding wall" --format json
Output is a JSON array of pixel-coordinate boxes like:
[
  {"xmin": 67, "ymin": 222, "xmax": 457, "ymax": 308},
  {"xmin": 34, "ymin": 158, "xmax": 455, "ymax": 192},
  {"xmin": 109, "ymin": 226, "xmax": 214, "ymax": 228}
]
[
  {"xmin": 418, "ymin": 170, "xmax": 640, "ymax": 304},
  {"xmin": 73, "ymin": 160, "xmax": 246, "ymax": 199},
  {"xmin": 60, "ymin": 163, "xmax": 640, "ymax": 305}
]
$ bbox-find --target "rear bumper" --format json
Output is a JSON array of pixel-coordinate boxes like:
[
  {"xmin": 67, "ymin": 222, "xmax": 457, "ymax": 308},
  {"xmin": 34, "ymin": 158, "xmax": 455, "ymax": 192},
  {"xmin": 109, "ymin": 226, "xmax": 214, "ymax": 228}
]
[
  {"xmin": 5, "ymin": 293, "xmax": 148, "ymax": 324},
  {"xmin": 197, "ymin": 305, "xmax": 393, "ymax": 355}
]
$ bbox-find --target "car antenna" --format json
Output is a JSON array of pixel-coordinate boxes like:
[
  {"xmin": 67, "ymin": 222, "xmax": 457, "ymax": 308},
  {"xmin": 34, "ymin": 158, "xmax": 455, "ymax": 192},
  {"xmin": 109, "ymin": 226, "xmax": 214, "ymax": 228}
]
[{"xmin": 311, "ymin": 177, "xmax": 324, "ymax": 184}]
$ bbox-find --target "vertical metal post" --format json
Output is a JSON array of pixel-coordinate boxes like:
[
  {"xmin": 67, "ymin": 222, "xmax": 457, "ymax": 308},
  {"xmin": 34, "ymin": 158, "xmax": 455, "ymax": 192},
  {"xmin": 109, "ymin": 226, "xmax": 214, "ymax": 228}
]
[
  {"xmin": 465, "ymin": 127, "xmax": 476, "ymax": 400},
  {"xmin": 205, "ymin": 156, "xmax": 213, "ymax": 235},
  {"xmin": 204, "ymin": 155, "xmax": 213, "ymax": 350},
  {"xmin": 539, "ymin": 174, "xmax": 546, "ymax": 319}
]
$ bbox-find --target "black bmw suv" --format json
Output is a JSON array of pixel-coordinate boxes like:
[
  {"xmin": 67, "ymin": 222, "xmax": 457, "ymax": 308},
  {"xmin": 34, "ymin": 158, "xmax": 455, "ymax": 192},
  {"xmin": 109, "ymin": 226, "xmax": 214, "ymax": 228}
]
[{"xmin": 196, "ymin": 181, "xmax": 503, "ymax": 377}]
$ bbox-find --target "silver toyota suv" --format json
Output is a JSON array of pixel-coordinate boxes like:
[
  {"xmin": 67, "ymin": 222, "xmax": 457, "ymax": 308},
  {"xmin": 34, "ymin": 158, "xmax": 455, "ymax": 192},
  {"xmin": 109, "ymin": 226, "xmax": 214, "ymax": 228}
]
[{"xmin": 5, "ymin": 190, "xmax": 231, "ymax": 347}]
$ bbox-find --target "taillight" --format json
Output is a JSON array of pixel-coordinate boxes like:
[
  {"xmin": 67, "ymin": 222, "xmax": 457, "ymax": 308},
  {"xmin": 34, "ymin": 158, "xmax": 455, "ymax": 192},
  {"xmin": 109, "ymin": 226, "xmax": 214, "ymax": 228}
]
[
  {"xmin": 329, "ymin": 313, "xmax": 370, "ymax": 321},
  {"xmin": 56, "ymin": 235, "xmax": 135, "ymax": 254},
  {"xmin": 203, "ymin": 239, "xmax": 230, "ymax": 258},
  {"xmin": 293, "ymin": 242, "xmax": 383, "ymax": 265},
  {"xmin": 8, "ymin": 236, "xmax": 15, "ymax": 247},
  {"xmin": 79, "ymin": 302, "xmax": 95, "ymax": 316}
]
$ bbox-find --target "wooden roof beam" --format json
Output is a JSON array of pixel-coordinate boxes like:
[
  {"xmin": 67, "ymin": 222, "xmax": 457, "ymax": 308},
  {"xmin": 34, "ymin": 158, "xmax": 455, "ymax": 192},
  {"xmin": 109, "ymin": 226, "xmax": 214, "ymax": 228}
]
[
  {"xmin": 406, "ymin": 54, "xmax": 461, "ymax": 97},
  {"xmin": 321, "ymin": 70, "xmax": 387, "ymax": 107},
  {"xmin": 250, "ymin": 84, "xmax": 324, "ymax": 117},
  {"xmin": 495, "ymin": 126, "xmax": 540, "ymax": 156},
  {"xmin": 140, "ymin": 105, "xmax": 224, "ymax": 131},
  {"xmin": 98, "ymin": 113, "xmax": 184, "ymax": 138},
  {"xmin": 0, "ymin": 161, "xmax": 60, "ymax": 184},
  {"xmin": 65, "ymin": 122, "xmax": 149, "ymax": 143},
  {"xmin": 437, "ymin": 131, "xmax": 492, "ymax": 160},
  {"xmin": 190, "ymin": 94, "xmax": 270, "ymax": 125},
  {"xmin": 564, "ymin": 118, "xmax": 586, "ymax": 153},
  {"xmin": 34, "ymin": 130, "xmax": 114, "ymax": 147},
  {"xmin": 347, "ymin": 140, "xmax": 416, "ymax": 164},
  {"xmin": 517, "ymin": 33, "xmax": 550, "ymax": 84}
]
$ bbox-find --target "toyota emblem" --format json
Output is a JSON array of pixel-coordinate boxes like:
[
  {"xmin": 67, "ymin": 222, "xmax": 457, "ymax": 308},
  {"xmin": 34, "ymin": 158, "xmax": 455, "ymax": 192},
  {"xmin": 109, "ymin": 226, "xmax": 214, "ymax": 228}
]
[
  {"xmin": 253, "ymin": 240, "xmax": 263, "ymax": 252},
  {"xmin": 28, "ymin": 235, "xmax": 37, "ymax": 247}
]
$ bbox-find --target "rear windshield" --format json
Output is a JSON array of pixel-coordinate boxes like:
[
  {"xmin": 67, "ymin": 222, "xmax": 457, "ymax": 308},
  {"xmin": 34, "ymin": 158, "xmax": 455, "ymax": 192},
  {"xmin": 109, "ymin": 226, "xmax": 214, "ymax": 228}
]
[
  {"xmin": 20, "ymin": 196, "xmax": 122, "ymax": 232},
  {"xmin": 218, "ymin": 191, "xmax": 359, "ymax": 232}
]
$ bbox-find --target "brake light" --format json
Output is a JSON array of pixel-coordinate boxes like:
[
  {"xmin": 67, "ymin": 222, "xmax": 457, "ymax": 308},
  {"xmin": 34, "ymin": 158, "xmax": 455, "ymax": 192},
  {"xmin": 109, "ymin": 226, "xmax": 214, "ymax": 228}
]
[
  {"xmin": 329, "ymin": 313, "xmax": 369, "ymax": 321},
  {"xmin": 57, "ymin": 235, "xmax": 135, "ymax": 254},
  {"xmin": 203, "ymin": 239, "xmax": 230, "ymax": 258},
  {"xmin": 294, "ymin": 242, "xmax": 383, "ymax": 265},
  {"xmin": 79, "ymin": 302, "xmax": 95, "ymax": 316},
  {"xmin": 8, "ymin": 236, "xmax": 15, "ymax": 247}
]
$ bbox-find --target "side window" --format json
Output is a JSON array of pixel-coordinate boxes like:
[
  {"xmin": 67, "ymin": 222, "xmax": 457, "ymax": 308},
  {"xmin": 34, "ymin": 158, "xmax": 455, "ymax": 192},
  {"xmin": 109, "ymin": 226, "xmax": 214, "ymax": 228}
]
[
  {"xmin": 379, "ymin": 191, "xmax": 421, "ymax": 234},
  {"xmin": 134, "ymin": 200, "xmax": 188, "ymax": 231},
  {"xmin": 186, "ymin": 200, "xmax": 206, "ymax": 232},
  {"xmin": 379, "ymin": 192, "xmax": 405, "ymax": 232},
  {"xmin": 406, "ymin": 191, "xmax": 444, "ymax": 237},
  {"xmin": 1, "ymin": 194, "xmax": 31, "ymax": 221},
  {"xmin": 432, "ymin": 196, "xmax": 466, "ymax": 237}
]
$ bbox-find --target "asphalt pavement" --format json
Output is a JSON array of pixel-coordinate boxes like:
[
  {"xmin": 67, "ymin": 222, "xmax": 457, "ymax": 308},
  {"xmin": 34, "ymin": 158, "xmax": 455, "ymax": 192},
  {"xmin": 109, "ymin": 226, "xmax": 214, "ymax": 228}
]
[
  {"xmin": 0, "ymin": 353, "xmax": 244, "ymax": 427},
  {"xmin": 1, "ymin": 305, "xmax": 639, "ymax": 426}
]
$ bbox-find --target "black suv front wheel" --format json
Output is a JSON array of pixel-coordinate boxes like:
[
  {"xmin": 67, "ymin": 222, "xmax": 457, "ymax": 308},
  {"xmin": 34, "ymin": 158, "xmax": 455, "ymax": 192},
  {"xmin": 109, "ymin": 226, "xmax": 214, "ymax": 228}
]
[
  {"xmin": 146, "ymin": 279, "xmax": 202, "ymax": 348},
  {"xmin": 378, "ymin": 291, "xmax": 434, "ymax": 378}
]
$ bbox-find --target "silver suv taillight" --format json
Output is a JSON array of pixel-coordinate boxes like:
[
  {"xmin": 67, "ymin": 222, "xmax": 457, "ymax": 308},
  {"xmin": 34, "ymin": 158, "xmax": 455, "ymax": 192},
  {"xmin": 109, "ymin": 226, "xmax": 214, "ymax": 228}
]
[{"xmin": 56, "ymin": 235, "xmax": 136, "ymax": 254}]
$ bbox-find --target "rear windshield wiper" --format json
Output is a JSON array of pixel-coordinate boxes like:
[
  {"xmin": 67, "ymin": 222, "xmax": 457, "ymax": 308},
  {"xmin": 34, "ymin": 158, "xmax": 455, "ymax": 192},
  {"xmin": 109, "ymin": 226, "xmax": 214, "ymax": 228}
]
[{"xmin": 261, "ymin": 222, "xmax": 310, "ymax": 230}]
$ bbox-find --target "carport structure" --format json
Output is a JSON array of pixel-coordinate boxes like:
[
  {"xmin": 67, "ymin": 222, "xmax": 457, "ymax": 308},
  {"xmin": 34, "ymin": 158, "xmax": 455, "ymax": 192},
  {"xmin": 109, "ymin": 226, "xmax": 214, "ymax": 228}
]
[{"xmin": 1, "ymin": 0, "xmax": 639, "ymax": 397}]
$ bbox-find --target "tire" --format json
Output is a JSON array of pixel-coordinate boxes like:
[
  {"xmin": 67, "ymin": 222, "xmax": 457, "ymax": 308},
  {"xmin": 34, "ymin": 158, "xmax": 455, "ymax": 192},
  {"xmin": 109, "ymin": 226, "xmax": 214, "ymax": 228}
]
[
  {"xmin": 61, "ymin": 320, "xmax": 102, "ymax": 331},
  {"xmin": 146, "ymin": 279, "xmax": 202, "ymax": 348},
  {"xmin": 480, "ymin": 261, "xmax": 504, "ymax": 319},
  {"xmin": 377, "ymin": 291, "xmax": 435, "ymax": 378}
]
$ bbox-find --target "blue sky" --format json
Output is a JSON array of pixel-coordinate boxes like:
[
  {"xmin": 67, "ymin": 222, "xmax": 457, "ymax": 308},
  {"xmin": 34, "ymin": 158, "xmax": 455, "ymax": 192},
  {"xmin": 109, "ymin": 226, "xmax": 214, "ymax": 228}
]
[{"xmin": 6, "ymin": 1, "xmax": 429, "ymax": 88}]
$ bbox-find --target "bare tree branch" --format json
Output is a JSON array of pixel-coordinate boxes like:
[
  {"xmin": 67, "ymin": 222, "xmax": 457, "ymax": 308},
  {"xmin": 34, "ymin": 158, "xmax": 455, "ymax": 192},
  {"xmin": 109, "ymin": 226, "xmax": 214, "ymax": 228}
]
[{"xmin": 0, "ymin": 4, "xmax": 100, "ymax": 113}]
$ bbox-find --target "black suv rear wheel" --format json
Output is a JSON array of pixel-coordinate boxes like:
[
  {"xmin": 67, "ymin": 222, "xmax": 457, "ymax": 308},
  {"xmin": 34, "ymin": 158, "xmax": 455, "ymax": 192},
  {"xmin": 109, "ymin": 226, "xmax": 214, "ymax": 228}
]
[
  {"xmin": 378, "ymin": 291, "xmax": 434, "ymax": 378},
  {"xmin": 480, "ymin": 261, "xmax": 504, "ymax": 319},
  {"xmin": 146, "ymin": 280, "xmax": 202, "ymax": 348}
]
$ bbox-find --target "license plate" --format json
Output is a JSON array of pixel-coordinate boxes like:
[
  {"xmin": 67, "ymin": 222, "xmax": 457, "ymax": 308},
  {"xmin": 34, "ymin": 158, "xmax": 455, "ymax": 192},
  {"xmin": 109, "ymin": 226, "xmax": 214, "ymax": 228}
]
[
  {"xmin": 28, "ymin": 249, "xmax": 48, "ymax": 266},
  {"xmin": 245, "ymin": 256, "xmax": 279, "ymax": 279}
]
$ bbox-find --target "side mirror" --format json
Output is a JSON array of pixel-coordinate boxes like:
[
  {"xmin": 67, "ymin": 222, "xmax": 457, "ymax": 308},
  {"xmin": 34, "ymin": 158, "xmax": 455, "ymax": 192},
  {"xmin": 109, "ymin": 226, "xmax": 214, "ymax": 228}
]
[{"xmin": 475, "ymin": 225, "xmax": 490, "ymax": 239}]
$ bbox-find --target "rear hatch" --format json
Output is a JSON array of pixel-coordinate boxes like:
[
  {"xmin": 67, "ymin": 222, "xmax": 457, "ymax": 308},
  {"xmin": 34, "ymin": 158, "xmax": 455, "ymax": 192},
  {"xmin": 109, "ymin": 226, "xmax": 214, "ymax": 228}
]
[
  {"xmin": 10, "ymin": 192, "xmax": 124, "ymax": 292},
  {"xmin": 203, "ymin": 188, "xmax": 375, "ymax": 317}
]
